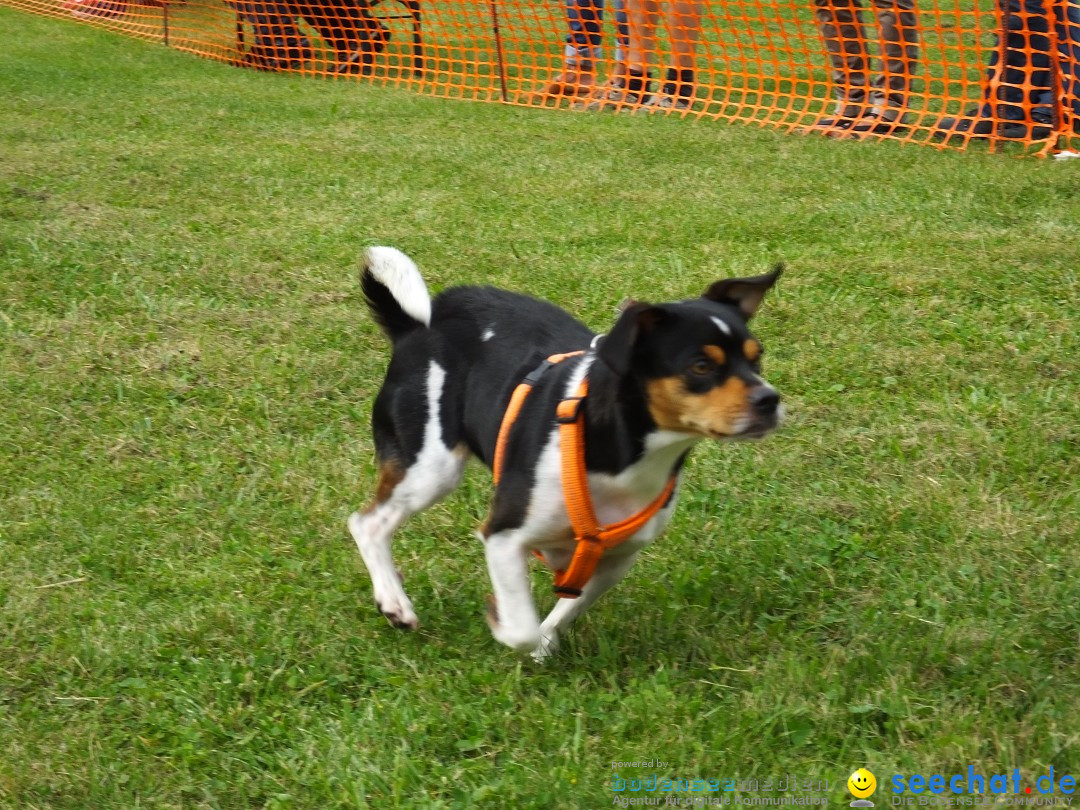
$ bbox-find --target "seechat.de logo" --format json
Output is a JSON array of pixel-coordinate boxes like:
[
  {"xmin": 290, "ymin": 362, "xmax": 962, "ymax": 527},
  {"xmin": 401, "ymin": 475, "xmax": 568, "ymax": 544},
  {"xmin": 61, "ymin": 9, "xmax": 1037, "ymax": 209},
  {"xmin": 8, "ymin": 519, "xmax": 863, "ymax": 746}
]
[{"xmin": 891, "ymin": 767, "xmax": 1077, "ymax": 799}]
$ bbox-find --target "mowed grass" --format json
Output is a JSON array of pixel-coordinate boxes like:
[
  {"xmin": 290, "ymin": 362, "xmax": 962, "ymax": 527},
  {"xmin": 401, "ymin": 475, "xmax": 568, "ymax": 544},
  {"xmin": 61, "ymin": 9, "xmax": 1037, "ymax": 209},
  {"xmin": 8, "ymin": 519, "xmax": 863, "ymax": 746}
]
[{"xmin": 2, "ymin": 8, "xmax": 1079, "ymax": 808}]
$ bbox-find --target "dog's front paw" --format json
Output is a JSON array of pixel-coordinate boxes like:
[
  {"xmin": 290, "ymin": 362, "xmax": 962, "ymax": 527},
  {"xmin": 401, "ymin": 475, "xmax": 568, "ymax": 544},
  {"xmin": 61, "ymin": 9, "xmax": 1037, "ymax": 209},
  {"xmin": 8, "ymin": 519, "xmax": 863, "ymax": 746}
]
[
  {"xmin": 486, "ymin": 595, "xmax": 541, "ymax": 654},
  {"xmin": 375, "ymin": 592, "xmax": 418, "ymax": 630},
  {"xmin": 530, "ymin": 632, "xmax": 559, "ymax": 663},
  {"xmin": 493, "ymin": 625, "xmax": 542, "ymax": 654}
]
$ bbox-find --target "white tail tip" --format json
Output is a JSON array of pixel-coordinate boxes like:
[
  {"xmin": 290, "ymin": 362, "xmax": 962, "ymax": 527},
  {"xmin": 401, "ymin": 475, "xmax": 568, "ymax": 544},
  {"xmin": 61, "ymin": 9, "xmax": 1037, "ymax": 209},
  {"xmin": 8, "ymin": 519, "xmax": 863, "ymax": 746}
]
[{"xmin": 364, "ymin": 246, "xmax": 432, "ymax": 327}]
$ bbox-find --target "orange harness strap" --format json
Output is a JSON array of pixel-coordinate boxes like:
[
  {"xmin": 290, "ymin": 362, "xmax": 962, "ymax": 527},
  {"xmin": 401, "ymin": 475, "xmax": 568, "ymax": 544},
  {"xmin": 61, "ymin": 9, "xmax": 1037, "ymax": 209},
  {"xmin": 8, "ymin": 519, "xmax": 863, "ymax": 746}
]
[
  {"xmin": 494, "ymin": 352, "xmax": 677, "ymax": 599},
  {"xmin": 493, "ymin": 351, "xmax": 584, "ymax": 487}
]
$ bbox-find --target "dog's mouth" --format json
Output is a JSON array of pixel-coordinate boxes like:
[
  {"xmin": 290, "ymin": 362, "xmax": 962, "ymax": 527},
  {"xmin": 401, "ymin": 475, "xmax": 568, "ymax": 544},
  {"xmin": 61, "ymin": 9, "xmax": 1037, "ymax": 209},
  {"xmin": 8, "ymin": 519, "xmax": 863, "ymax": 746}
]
[
  {"xmin": 709, "ymin": 425, "xmax": 773, "ymax": 441},
  {"xmin": 736, "ymin": 422, "xmax": 777, "ymax": 440},
  {"xmin": 708, "ymin": 407, "xmax": 784, "ymax": 441}
]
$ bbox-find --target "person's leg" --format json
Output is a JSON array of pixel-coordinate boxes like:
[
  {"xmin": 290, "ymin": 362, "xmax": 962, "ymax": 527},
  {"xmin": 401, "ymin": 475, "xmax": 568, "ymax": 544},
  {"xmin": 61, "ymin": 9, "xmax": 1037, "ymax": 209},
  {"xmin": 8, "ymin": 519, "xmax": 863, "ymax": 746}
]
[
  {"xmin": 932, "ymin": 0, "xmax": 1013, "ymax": 137},
  {"xmin": 653, "ymin": 0, "xmax": 702, "ymax": 108},
  {"xmin": 870, "ymin": 0, "xmax": 919, "ymax": 117},
  {"xmin": 840, "ymin": 0, "xmax": 918, "ymax": 134},
  {"xmin": 1057, "ymin": 0, "xmax": 1080, "ymax": 130},
  {"xmin": 579, "ymin": 0, "xmax": 629, "ymax": 103},
  {"xmin": 934, "ymin": 0, "xmax": 1055, "ymax": 140},
  {"xmin": 973, "ymin": 0, "xmax": 1054, "ymax": 137},
  {"xmin": 811, "ymin": 0, "xmax": 873, "ymax": 128},
  {"xmin": 535, "ymin": 0, "xmax": 605, "ymax": 96},
  {"xmin": 667, "ymin": 0, "xmax": 701, "ymax": 68},
  {"xmin": 566, "ymin": 0, "xmax": 605, "ymax": 69},
  {"xmin": 994, "ymin": 0, "xmax": 1051, "ymax": 121},
  {"xmin": 625, "ymin": 0, "xmax": 662, "ymax": 102},
  {"xmin": 1007, "ymin": 0, "xmax": 1059, "ymax": 137},
  {"xmin": 614, "ymin": 0, "xmax": 630, "ymax": 69}
]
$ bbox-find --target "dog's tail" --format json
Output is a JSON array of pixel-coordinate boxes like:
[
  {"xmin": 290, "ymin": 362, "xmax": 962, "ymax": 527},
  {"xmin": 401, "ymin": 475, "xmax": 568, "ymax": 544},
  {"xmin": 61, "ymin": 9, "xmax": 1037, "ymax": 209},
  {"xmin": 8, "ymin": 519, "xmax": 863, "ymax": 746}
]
[{"xmin": 361, "ymin": 246, "xmax": 432, "ymax": 342}]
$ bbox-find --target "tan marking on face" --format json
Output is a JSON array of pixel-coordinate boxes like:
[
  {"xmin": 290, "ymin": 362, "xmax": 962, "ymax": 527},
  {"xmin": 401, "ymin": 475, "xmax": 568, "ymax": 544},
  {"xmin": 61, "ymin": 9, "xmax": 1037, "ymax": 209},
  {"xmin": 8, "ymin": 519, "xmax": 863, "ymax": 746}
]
[
  {"xmin": 703, "ymin": 345, "xmax": 727, "ymax": 365},
  {"xmin": 363, "ymin": 460, "xmax": 405, "ymax": 513},
  {"xmin": 646, "ymin": 377, "xmax": 690, "ymax": 433},
  {"xmin": 646, "ymin": 376, "xmax": 751, "ymax": 437},
  {"xmin": 743, "ymin": 339, "xmax": 761, "ymax": 362}
]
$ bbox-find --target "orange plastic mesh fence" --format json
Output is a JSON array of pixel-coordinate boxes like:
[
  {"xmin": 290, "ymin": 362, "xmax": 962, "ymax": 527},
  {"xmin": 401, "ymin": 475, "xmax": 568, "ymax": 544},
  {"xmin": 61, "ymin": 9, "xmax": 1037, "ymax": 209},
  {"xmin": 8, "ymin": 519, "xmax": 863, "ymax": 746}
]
[{"xmin": 6, "ymin": 0, "xmax": 1079, "ymax": 154}]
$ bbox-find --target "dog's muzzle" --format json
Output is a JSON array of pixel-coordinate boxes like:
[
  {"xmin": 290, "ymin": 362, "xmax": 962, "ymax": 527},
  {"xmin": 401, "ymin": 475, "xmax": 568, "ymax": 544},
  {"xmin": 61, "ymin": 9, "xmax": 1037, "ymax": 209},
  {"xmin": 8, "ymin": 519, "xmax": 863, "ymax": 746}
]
[{"xmin": 745, "ymin": 384, "xmax": 782, "ymax": 436}]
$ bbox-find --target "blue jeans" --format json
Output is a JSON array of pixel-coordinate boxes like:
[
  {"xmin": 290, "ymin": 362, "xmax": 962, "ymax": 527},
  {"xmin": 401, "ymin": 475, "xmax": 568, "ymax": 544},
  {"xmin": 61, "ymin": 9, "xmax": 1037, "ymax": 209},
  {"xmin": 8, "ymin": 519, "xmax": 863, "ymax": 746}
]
[
  {"xmin": 975, "ymin": 0, "xmax": 1080, "ymax": 123},
  {"xmin": 564, "ymin": 0, "xmax": 628, "ymax": 64},
  {"xmin": 1055, "ymin": 0, "xmax": 1080, "ymax": 120}
]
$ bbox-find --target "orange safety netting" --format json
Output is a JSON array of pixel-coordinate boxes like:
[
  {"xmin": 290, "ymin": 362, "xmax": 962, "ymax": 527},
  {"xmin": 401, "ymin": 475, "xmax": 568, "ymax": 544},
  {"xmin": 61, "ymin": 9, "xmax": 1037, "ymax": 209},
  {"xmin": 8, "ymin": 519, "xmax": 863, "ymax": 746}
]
[{"xmin": 6, "ymin": 0, "xmax": 1080, "ymax": 154}]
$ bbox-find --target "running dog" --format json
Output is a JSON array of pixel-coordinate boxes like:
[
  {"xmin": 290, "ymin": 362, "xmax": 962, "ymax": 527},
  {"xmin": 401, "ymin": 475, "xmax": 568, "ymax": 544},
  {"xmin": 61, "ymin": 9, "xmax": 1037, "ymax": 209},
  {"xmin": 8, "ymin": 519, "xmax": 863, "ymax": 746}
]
[{"xmin": 349, "ymin": 247, "xmax": 783, "ymax": 659}]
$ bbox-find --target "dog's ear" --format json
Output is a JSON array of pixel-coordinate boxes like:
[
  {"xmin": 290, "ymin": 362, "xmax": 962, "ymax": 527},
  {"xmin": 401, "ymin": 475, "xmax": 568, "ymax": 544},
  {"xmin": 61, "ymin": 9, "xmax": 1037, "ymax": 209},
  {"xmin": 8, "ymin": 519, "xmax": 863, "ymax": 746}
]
[
  {"xmin": 597, "ymin": 302, "xmax": 665, "ymax": 377},
  {"xmin": 703, "ymin": 264, "xmax": 784, "ymax": 320}
]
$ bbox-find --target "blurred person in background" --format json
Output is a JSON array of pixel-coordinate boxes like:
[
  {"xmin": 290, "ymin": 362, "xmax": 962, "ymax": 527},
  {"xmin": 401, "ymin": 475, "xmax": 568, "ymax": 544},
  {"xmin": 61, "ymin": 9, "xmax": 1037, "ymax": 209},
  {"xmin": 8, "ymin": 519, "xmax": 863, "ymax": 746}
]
[
  {"xmin": 932, "ymin": 0, "xmax": 1080, "ymax": 140},
  {"xmin": 809, "ymin": 0, "xmax": 920, "ymax": 137},
  {"xmin": 530, "ymin": 0, "xmax": 606, "ymax": 98},
  {"xmin": 621, "ymin": 0, "xmax": 704, "ymax": 110}
]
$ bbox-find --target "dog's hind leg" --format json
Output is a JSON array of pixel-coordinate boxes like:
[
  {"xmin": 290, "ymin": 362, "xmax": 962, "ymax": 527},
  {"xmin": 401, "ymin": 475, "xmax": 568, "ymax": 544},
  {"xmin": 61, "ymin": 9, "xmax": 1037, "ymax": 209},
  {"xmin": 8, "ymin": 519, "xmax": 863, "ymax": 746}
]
[
  {"xmin": 348, "ymin": 466, "xmax": 415, "ymax": 630},
  {"xmin": 349, "ymin": 446, "xmax": 466, "ymax": 629},
  {"xmin": 349, "ymin": 360, "xmax": 466, "ymax": 630}
]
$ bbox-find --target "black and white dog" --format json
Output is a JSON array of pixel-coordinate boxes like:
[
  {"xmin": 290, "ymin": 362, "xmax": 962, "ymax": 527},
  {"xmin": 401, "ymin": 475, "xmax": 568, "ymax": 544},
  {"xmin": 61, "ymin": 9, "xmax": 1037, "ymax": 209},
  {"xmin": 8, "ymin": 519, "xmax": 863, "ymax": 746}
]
[{"xmin": 349, "ymin": 247, "xmax": 782, "ymax": 659}]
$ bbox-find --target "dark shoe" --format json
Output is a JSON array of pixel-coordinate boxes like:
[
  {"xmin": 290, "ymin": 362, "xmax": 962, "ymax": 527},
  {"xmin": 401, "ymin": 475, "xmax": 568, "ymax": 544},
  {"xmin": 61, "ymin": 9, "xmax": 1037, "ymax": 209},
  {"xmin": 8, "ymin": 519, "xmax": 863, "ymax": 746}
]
[
  {"xmin": 640, "ymin": 92, "xmax": 692, "ymax": 112},
  {"xmin": 796, "ymin": 105, "xmax": 870, "ymax": 134},
  {"xmin": 601, "ymin": 70, "xmax": 653, "ymax": 111},
  {"xmin": 932, "ymin": 110, "xmax": 994, "ymax": 141},
  {"xmin": 838, "ymin": 111, "xmax": 909, "ymax": 139},
  {"xmin": 580, "ymin": 86, "xmax": 643, "ymax": 111},
  {"xmin": 999, "ymin": 120, "xmax": 1054, "ymax": 140},
  {"xmin": 806, "ymin": 116, "xmax": 859, "ymax": 133},
  {"xmin": 573, "ymin": 70, "xmax": 627, "ymax": 110},
  {"xmin": 642, "ymin": 75, "xmax": 695, "ymax": 112}
]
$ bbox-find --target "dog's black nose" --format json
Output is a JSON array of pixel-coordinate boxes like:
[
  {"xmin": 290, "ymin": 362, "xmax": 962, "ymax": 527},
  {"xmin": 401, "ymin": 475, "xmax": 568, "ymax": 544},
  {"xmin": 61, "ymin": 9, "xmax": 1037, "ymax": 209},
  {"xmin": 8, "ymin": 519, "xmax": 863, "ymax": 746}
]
[{"xmin": 749, "ymin": 386, "xmax": 780, "ymax": 414}]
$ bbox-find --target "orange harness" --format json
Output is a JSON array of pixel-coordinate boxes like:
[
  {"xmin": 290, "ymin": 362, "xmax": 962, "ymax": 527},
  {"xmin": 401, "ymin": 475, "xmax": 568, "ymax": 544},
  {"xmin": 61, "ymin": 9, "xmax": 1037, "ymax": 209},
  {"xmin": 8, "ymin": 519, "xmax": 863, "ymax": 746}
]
[{"xmin": 493, "ymin": 352, "xmax": 678, "ymax": 598}]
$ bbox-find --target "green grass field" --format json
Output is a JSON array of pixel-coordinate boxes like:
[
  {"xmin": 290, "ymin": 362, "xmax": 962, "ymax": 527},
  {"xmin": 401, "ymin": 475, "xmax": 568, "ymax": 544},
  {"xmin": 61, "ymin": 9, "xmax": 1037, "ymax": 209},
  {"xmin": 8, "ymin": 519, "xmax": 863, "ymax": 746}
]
[{"xmin": 2, "ymin": 8, "xmax": 1079, "ymax": 808}]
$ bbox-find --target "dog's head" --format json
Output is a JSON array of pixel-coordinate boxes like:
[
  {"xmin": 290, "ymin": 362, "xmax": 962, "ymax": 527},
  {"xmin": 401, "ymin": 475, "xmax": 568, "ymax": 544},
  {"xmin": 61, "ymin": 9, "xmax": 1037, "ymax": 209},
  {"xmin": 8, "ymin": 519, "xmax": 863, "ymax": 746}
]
[{"xmin": 597, "ymin": 266, "xmax": 784, "ymax": 440}]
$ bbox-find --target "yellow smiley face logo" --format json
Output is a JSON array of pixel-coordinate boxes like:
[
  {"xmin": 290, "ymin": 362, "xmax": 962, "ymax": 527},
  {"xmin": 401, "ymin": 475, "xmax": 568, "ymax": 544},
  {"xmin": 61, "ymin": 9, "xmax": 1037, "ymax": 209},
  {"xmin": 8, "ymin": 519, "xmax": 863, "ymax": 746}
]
[{"xmin": 848, "ymin": 768, "xmax": 877, "ymax": 799}]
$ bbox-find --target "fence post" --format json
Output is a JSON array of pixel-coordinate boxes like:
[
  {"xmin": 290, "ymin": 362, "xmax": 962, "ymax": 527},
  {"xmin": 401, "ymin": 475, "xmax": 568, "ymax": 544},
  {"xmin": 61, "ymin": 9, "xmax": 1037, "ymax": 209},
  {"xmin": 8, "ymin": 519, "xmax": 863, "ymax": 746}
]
[
  {"xmin": 1048, "ymin": 0, "xmax": 1067, "ymax": 148},
  {"xmin": 489, "ymin": 0, "xmax": 510, "ymax": 102}
]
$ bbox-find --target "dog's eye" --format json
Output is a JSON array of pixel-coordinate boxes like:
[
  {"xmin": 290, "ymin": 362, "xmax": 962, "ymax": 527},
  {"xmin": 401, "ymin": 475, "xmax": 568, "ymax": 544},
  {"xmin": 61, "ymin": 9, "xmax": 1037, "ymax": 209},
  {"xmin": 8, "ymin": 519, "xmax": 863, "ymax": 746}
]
[{"xmin": 689, "ymin": 359, "xmax": 713, "ymax": 376}]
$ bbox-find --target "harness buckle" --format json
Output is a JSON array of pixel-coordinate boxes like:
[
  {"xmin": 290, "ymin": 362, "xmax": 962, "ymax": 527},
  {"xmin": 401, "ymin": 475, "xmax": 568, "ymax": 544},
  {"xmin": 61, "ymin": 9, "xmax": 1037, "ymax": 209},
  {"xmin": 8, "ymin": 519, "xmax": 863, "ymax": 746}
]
[
  {"xmin": 522, "ymin": 359, "xmax": 554, "ymax": 386},
  {"xmin": 556, "ymin": 396, "xmax": 585, "ymax": 424}
]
